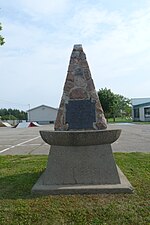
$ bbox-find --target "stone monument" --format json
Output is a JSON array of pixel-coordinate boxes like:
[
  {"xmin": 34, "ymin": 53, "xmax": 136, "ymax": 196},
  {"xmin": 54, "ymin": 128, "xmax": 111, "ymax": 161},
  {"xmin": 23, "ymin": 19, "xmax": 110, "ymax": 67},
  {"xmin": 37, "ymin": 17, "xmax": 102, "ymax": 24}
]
[{"xmin": 32, "ymin": 44, "xmax": 133, "ymax": 194}]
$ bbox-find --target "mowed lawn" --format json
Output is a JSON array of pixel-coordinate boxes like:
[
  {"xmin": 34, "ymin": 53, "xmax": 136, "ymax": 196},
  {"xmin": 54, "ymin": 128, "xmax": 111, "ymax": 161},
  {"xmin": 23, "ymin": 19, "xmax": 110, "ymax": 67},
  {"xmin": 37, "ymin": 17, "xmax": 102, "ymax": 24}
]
[{"xmin": 0, "ymin": 153, "xmax": 149, "ymax": 225}]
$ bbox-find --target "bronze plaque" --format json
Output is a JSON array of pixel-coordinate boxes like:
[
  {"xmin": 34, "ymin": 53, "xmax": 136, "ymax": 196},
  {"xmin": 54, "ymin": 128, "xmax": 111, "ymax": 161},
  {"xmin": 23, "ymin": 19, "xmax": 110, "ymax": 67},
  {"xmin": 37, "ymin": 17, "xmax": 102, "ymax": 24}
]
[{"xmin": 66, "ymin": 100, "xmax": 96, "ymax": 129}]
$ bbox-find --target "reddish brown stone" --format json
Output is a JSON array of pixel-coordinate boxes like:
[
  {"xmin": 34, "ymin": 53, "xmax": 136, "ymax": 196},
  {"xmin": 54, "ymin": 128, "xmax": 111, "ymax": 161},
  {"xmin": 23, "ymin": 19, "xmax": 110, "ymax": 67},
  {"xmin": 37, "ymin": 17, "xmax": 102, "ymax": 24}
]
[
  {"xmin": 58, "ymin": 99, "xmax": 64, "ymax": 110},
  {"xmin": 86, "ymin": 79, "xmax": 95, "ymax": 91},
  {"xmin": 96, "ymin": 101, "xmax": 103, "ymax": 114},
  {"xmin": 67, "ymin": 72, "xmax": 74, "ymax": 82},
  {"xmin": 54, "ymin": 119, "xmax": 62, "ymax": 130},
  {"xmin": 95, "ymin": 113, "xmax": 107, "ymax": 129},
  {"xmin": 96, "ymin": 110, "xmax": 103, "ymax": 118},
  {"xmin": 69, "ymin": 88, "xmax": 88, "ymax": 99},
  {"xmin": 54, "ymin": 109, "xmax": 63, "ymax": 130},
  {"xmin": 64, "ymin": 80, "xmax": 74, "ymax": 92},
  {"xmin": 80, "ymin": 61, "xmax": 89, "ymax": 69},
  {"xmin": 96, "ymin": 121, "xmax": 107, "ymax": 130}
]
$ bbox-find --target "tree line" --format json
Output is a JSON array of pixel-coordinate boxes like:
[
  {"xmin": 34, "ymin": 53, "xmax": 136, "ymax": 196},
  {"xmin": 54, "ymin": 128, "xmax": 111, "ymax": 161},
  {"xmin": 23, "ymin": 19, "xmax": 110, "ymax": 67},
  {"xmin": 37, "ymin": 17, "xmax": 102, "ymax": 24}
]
[
  {"xmin": 98, "ymin": 88, "xmax": 132, "ymax": 122},
  {"xmin": 0, "ymin": 108, "xmax": 27, "ymax": 120}
]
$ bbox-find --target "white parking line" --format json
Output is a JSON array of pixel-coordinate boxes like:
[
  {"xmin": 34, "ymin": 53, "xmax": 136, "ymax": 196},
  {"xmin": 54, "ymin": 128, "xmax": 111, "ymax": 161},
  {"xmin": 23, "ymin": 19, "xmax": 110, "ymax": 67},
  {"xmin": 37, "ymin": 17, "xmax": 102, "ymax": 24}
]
[
  {"xmin": 0, "ymin": 136, "xmax": 40, "ymax": 154},
  {"xmin": 20, "ymin": 143, "xmax": 48, "ymax": 146}
]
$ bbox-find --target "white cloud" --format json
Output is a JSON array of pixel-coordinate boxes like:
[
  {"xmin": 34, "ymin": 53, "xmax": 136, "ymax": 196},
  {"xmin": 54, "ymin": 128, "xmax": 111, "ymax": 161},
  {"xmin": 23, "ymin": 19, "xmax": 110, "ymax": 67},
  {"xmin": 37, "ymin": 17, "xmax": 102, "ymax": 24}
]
[
  {"xmin": 0, "ymin": 0, "xmax": 70, "ymax": 17},
  {"xmin": 20, "ymin": 0, "xmax": 69, "ymax": 15},
  {"xmin": 84, "ymin": 5, "xmax": 150, "ymax": 83},
  {"xmin": 0, "ymin": 0, "xmax": 150, "ymax": 109},
  {"xmin": 68, "ymin": 4, "xmax": 123, "ymax": 40}
]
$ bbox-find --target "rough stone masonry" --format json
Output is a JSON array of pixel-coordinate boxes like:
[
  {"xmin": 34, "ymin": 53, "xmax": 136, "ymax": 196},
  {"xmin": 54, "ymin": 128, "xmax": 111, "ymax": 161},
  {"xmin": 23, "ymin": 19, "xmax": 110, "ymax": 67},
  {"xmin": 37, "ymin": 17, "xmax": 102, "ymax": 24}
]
[{"xmin": 54, "ymin": 44, "xmax": 107, "ymax": 131}]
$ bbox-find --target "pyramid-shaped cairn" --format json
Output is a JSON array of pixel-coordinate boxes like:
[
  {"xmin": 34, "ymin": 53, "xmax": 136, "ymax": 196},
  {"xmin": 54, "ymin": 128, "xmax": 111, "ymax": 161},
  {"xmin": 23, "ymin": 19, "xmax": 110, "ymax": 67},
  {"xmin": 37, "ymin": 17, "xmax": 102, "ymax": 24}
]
[
  {"xmin": 32, "ymin": 44, "xmax": 133, "ymax": 195},
  {"xmin": 55, "ymin": 44, "xmax": 107, "ymax": 131}
]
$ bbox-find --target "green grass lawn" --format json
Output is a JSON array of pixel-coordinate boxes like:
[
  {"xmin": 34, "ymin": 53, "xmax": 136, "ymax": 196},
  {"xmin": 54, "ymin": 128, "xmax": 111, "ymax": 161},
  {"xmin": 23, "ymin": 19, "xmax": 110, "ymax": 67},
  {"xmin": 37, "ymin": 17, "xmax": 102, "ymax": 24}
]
[
  {"xmin": 108, "ymin": 117, "xmax": 133, "ymax": 123},
  {"xmin": 108, "ymin": 117, "xmax": 150, "ymax": 124},
  {"xmin": 0, "ymin": 153, "xmax": 149, "ymax": 225}
]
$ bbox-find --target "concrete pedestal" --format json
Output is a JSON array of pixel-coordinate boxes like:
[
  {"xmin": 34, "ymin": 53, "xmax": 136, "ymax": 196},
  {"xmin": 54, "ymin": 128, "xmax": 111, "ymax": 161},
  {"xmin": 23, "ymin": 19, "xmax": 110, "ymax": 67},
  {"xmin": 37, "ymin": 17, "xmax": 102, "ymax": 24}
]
[{"xmin": 32, "ymin": 129, "xmax": 133, "ymax": 195}]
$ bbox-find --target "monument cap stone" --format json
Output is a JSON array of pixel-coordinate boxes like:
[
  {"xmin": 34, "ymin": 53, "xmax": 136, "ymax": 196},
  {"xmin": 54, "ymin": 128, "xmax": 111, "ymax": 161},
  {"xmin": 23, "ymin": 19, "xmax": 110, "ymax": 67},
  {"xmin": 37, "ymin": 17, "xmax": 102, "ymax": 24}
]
[
  {"xmin": 73, "ymin": 44, "xmax": 83, "ymax": 50},
  {"xmin": 55, "ymin": 44, "xmax": 107, "ymax": 131}
]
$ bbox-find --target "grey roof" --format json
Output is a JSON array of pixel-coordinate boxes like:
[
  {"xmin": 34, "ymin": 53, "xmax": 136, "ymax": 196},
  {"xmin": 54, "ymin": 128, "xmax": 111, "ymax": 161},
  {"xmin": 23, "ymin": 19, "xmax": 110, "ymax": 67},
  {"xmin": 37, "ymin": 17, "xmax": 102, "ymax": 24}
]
[
  {"xmin": 133, "ymin": 102, "xmax": 150, "ymax": 108},
  {"xmin": 27, "ymin": 105, "xmax": 58, "ymax": 112},
  {"xmin": 131, "ymin": 98, "xmax": 150, "ymax": 106}
]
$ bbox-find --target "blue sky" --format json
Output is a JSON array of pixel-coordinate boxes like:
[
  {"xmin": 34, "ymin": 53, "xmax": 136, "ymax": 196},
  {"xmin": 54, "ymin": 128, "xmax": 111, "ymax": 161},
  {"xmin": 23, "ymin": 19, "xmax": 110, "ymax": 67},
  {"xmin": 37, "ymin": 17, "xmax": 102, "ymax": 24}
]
[{"xmin": 0, "ymin": 0, "xmax": 150, "ymax": 110}]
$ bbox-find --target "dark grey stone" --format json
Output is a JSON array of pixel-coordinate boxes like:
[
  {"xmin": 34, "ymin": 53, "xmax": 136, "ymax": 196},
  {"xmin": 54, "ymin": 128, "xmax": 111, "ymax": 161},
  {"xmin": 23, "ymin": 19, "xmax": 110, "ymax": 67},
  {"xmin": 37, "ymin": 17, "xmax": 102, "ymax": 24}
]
[
  {"xmin": 80, "ymin": 52, "xmax": 86, "ymax": 60},
  {"xmin": 71, "ymin": 51, "xmax": 80, "ymax": 58},
  {"xmin": 74, "ymin": 67, "xmax": 84, "ymax": 76},
  {"xmin": 73, "ymin": 44, "xmax": 82, "ymax": 50}
]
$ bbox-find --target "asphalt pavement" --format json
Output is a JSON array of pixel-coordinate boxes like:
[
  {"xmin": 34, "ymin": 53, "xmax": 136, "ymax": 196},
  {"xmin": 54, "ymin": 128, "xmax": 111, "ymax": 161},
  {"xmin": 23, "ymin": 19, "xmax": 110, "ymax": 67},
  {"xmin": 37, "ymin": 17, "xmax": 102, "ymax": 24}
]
[{"xmin": 0, "ymin": 123, "xmax": 149, "ymax": 155}]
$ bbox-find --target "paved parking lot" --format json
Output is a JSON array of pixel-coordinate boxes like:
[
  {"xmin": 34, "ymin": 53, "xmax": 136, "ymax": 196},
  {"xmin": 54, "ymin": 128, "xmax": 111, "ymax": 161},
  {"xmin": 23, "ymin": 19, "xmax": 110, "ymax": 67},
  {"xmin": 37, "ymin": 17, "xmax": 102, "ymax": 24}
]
[
  {"xmin": 0, "ymin": 124, "xmax": 150, "ymax": 155},
  {"xmin": 0, "ymin": 125, "xmax": 53, "ymax": 155},
  {"xmin": 110, "ymin": 123, "xmax": 150, "ymax": 152}
]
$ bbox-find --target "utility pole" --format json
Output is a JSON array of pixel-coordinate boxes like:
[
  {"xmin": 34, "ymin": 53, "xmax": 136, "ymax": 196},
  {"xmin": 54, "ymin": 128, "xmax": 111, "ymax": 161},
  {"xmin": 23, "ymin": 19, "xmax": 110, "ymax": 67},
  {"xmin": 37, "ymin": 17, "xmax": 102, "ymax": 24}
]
[{"xmin": 28, "ymin": 104, "xmax": 30, "ymax": 122}]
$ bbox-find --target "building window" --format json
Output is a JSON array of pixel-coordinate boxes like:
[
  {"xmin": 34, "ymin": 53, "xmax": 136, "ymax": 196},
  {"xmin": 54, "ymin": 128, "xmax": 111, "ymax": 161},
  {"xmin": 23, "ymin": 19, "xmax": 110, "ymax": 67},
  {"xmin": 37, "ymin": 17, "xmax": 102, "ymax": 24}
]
[
  {"xmin": 134, "ymin": 108, "xmax": 139, "ymax": 118},
  {"xmin": 144, "ymin": 107, "xmax": 150, "ymax": 118}
]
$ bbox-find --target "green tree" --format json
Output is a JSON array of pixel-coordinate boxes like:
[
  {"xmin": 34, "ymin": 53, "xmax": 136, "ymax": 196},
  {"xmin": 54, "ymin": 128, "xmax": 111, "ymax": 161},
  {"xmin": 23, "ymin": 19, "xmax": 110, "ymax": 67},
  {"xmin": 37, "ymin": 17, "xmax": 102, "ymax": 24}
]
[
  {"xmin": 97, "ymin": 88, "xmax": 115, "ymax": 120},
  {"xmin": 0, "ymin": 22, "xmax": 5, "ymax": 45},
  {"xmin": 98, "ymin": 88, "xmax": 131, "ymax": 122},
  {"xmin": 2, "ymin": 114, "xmax": 17, "ymax": 120},
  {"xmin": 0, "ymin": 108, "xmax": 27, "ymax": 120}
]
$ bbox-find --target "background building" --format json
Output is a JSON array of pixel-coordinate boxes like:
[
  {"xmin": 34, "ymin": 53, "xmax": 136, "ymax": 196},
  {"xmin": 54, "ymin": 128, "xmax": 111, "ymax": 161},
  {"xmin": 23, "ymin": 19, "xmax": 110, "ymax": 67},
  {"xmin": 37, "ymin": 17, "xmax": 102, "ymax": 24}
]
[
  {"xmin": 131, "ymin": 98, "xmax": 150, "ymax": 121},
  {"xmin": 27, "ymin": 105, "xmax": 58, "ymax": 125}
]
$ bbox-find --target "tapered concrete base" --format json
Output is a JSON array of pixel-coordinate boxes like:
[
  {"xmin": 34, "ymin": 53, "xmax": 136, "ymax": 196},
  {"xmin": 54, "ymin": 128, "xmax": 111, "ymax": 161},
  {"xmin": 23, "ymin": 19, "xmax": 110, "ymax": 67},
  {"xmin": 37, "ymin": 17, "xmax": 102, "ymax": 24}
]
[
  {"xmin": 41, "ymin": 144, "xmax": 121, "ymax": 185},
  {"xmin": 31, "ymin": 129, "xmax": 133, "ymax": 195},
  {"xmin": 31, "ymin": 166, "xmax": 133, "ymax": 195}
]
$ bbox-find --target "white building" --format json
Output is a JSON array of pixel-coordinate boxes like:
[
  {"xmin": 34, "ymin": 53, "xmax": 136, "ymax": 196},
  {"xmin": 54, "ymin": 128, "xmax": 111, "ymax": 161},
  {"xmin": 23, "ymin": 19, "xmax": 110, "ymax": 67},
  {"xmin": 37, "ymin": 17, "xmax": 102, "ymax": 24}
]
[
  {"xmin": 131, "ymin": 98, "xmax": 150, "ymax": 122},
  {"xmin": 27, "ymin": 105, "xmax": 58, "ymax": 125}
]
